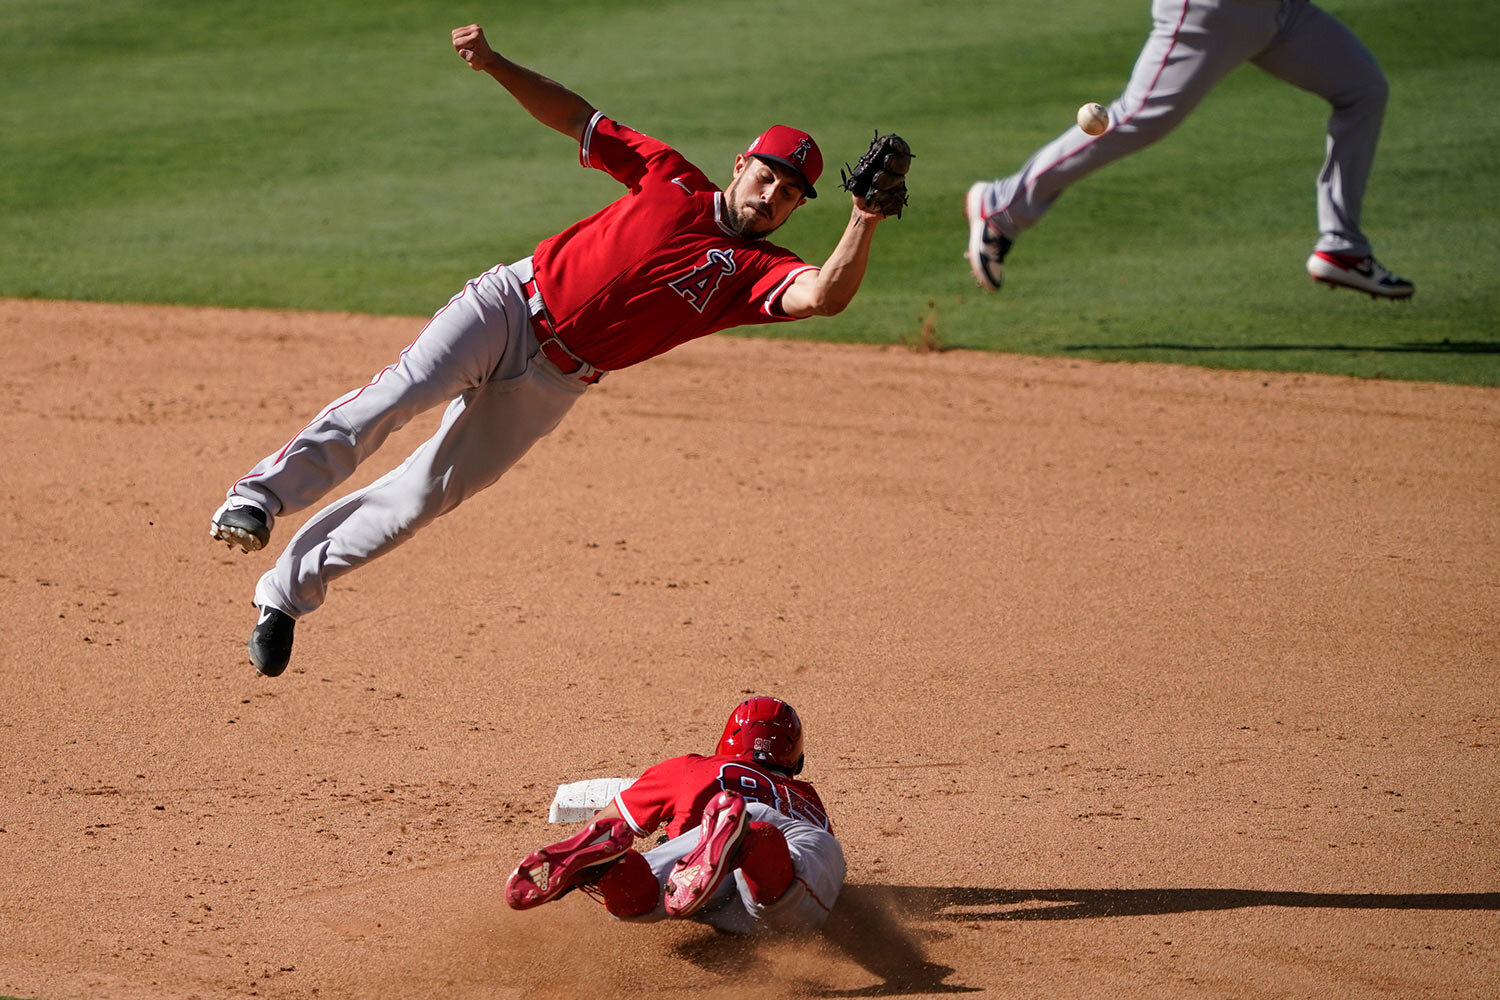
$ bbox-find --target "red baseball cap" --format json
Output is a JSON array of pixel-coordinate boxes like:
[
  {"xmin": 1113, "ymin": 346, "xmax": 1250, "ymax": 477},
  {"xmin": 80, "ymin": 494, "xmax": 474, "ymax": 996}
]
[{"xmin": 745, "ymin": 124, "xmax": 822, "ymax": 198}]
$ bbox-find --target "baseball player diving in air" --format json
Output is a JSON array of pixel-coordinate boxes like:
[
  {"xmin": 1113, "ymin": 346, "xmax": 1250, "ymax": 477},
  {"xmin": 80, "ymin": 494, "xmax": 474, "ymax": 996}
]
[
  {"xmin": 505, "ymin": 697, "xmax": 844, "ymax": 935},
  {"xmin": 209, "ymin": 25, "xmax": 899, "ymax": 676}
]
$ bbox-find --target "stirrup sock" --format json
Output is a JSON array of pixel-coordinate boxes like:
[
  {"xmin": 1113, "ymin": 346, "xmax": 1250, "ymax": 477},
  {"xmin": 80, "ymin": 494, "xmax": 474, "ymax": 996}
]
[{"xmin": 738, "ymin": 821, "xmax": 793, "ymax": 904}]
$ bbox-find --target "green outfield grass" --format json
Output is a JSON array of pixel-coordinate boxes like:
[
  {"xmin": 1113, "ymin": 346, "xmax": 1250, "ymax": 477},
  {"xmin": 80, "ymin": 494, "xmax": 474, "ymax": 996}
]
[{"xmin": 3, "ymin": 0, "xmax": 1497, "ymax": 384}]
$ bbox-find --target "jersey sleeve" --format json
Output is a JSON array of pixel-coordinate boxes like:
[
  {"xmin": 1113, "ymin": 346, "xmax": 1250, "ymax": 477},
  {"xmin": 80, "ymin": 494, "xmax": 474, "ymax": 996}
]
[
  {"xmin": 750, "ymin": 259, "xmax": 818, "ymax": 321},
  {"xmin": 613, "ymin": 755, "xmax": 690, "ymax": 836},
  {"xmin": 580, "ymin": 112, "xmax": 699, "ymax": 192}
]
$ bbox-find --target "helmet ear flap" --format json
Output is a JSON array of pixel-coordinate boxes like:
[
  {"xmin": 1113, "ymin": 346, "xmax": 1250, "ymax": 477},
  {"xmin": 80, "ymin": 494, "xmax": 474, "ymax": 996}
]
[{"xmin": 792, "ymin": 754, "xmax": 804, "ymax": 776}]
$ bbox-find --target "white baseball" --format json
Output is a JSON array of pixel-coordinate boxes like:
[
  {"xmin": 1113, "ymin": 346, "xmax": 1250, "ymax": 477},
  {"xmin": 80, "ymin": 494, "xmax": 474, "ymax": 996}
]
[{"xmin": 1076, "ymin": 102, "xmax": 1109, "ymax": 136}]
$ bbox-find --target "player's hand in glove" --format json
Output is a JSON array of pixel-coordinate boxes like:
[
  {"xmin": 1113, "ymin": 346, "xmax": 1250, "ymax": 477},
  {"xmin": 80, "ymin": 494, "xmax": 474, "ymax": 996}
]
[{"xmin": 841, "ymin": 131, "xmax": 913, "ymax": 219}]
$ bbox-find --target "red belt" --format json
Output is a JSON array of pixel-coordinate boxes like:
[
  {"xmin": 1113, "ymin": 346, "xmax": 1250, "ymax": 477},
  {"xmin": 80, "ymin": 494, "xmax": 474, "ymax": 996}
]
[{"xmin": 522, "ymin": 277, "xmax": 604, "ymax": 385}]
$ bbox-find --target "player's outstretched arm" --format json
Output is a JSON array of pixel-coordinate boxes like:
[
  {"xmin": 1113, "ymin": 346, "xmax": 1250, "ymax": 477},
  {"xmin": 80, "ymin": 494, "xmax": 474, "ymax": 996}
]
[
  {"xmin": 779, "ymin": 197, "xmax": 884, "ymax": 318},
  {"xmin": 451, "ymin": 24, "xmax": 596, "ymax": 143}
]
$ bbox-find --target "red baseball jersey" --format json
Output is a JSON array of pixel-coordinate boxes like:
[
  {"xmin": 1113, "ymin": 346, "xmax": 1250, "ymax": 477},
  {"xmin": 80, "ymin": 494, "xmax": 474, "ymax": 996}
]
[
  {"xmin": 528, "ymin": 113, "xmax": 817, "ymax": 372},
  {"xmin": 614, "ymin": 753, "xmax": 832, "ymax": 840}
]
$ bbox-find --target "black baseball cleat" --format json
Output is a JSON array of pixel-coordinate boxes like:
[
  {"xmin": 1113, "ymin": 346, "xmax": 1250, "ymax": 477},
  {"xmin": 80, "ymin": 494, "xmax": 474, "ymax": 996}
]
[
  {"xmin": 249, "ymin": 606, "xmax": 295, "ymax": 677},
  {"xmin": 211, "ymin": 501, "xmax": 271, "ymax": 553}
]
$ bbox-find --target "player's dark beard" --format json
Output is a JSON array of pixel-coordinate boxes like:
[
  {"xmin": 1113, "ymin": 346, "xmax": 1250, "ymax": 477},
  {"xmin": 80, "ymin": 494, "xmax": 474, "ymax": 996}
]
[{"xmin": 723, "ymin": 179, "xmax": 776, "ymax": 239}]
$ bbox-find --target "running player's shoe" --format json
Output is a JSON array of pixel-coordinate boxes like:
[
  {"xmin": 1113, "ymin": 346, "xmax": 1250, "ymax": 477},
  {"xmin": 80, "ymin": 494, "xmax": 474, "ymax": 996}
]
[
  {"xmin": 1306, "ymin": 251, "xmax": 1414, "ymax": 300},
  {"xmin": 505, "ymin": 817, "xmax": 635, "ymax": 910},
  {"xmin": 248, "ymin": 605, "xmax": 295, "ymax": 677},
  {"xmin": 211, "ymin": 500, "xmax": 271, "ymax": 552},
  {"xmin": 964, "ymin": 181, "xmax": 1013, "ymax": 292},
  {"xmin": 664, "ymin": 790, "xmax": 750, "ymax": 917}
]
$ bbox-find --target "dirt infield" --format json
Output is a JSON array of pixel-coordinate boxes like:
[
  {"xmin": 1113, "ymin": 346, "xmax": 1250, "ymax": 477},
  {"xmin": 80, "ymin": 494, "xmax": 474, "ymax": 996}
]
[{"xmin": 2, "ymin": 297, "xmax": 1496, "ymax": 999}]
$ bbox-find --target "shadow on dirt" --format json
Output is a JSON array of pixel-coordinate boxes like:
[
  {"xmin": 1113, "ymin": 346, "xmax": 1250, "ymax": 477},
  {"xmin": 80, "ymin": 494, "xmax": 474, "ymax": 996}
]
[
  {"xmin": 885, "ymin": 885, "xmax": 1500, "ymax": 921},
  {"xmin": 673, "ymin": 884, "xmax": 1499, "ymax": 995},
  {"xmin": 672, "ymin": 883, "xmax": 979, "ymax": 996},
  {"xmin": 1062, "ymin": 340, "xmax": 1500, "ymax": 355}
]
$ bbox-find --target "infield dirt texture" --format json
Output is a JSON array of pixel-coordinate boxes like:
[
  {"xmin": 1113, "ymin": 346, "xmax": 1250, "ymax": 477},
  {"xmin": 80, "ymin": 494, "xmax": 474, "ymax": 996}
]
[
  {"xmin": 1, "ymin": 298, "xmax": 1496, "ymax": 997},
  {"xmin": 3, "ymin": 0, "xmax": 1499, "ymax": 996}
]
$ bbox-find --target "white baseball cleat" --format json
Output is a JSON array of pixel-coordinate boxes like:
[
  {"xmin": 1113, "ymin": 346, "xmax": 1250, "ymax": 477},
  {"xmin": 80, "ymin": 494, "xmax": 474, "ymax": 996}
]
[
  {"xmin": 1306, "ymin": 251, "xmax": 1414, "ymax": 300},
  {"xmin": 964, "ymin": 182, "xmax": 1012, "ymax": 292}
]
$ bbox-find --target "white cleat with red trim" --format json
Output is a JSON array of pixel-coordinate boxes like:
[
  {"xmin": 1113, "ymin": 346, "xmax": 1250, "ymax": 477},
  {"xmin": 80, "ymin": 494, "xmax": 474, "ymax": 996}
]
[{"xmin": 1306, "ymin": 251, "xmax": 1414, "ymax": 300}]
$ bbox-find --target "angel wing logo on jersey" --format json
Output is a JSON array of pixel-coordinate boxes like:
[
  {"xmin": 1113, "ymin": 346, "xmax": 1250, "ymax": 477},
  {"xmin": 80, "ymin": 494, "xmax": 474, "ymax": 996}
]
[{"xmin": 668, "ymin": 248, "xmax": 738, "ymax": 313}]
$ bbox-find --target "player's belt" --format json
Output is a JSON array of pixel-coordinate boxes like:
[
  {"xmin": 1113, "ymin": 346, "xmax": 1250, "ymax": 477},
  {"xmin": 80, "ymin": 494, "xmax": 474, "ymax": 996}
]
[{"xmin": 522, "ymin": 277, "xmax": 605, "ymax": 385}]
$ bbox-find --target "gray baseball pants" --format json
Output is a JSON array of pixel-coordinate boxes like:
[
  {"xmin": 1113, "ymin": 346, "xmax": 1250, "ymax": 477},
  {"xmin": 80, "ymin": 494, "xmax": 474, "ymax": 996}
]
[
  {"xmin": 985, "ymin": 0, "xmax": 1389, "ymax": 256},
  {"xmin": 622, "ymin": 802, "xmax": 846, "ymax": 935},
  {"xmin": 225, "ymin": 258, "xmax": 588, "ymax": 619}
]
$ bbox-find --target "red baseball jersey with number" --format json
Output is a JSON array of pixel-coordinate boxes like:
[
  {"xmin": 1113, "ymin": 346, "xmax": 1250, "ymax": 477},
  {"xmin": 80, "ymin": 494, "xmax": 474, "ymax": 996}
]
[
  {"xmin": 613, "ymin": 753, "xmax": 832, "ymax": 840},
  {"xmin": 528, "ymin": 113, "xmax": 817, "ymax": 372}
]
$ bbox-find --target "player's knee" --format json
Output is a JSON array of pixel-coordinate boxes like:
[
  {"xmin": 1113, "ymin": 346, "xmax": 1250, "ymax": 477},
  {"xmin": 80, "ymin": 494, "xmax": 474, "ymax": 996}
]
[
  {"xmin": 1366, "ymin": 69, "xmax": 1389, "ymax": 111},
  {"xmin": 598, "ymin": 849, "xmax": 659, "ymax": 918},
  {"xmin": 738, "ymin": 821, "xmax": 794, "ymax": 904},
  {"xmin": 1338, "ymin": 61, "xmax": 1388, "ymax": 114}
]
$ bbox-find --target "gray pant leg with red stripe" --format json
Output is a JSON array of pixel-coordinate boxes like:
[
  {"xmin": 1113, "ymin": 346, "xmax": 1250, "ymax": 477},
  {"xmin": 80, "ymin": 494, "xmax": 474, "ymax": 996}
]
[
  {"xmin": 230, "ymin": 261, "xmax": 587, "ymax": 618},
  {"xmin": 625, "ymin": 803, "xmax": 845, "ymax": 934},
  {"xmin": 1251, "ymin": 2, "xmax": 1387, "ymax": 256},
  {"xmin": 983, "ymin": 0, "xmax": 1386, "ymax": 256}
]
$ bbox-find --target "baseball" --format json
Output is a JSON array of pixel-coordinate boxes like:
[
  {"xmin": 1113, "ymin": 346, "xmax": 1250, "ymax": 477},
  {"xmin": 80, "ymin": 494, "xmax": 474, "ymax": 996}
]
[{"xmin": 1076, "ymin": 102, "xmax": 1109, "ymax": 136}]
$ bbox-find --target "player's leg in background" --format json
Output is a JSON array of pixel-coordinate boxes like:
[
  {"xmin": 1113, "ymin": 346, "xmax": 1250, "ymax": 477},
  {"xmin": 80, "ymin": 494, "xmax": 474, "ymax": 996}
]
[
  {"xmin": 733, "ymin": 807, "xmax": 845, "ymax": 933},
  {"xmin": 736, "ymin": 821, "xmax": 795, "ymax": 904},
  {"xmin": 221, "ymin": 264, "xmax": 521, "ymax": 530},
  {"xmin": 979, "ymin": 0, "xmax": 1280, "ymax": 239},
  {"xmin": 617, "ymin": 829, "xmax": 699, "ymax": 924},
  {"xmin": 254, "ymin": 334, "xmax": 587, "ymax": 618},
  {"xmin": 1251, "ymin": 1, "xmax": 1388, "ymax": 257},
  {"xmin": 623, "ymin": 815, "xmax": 764, "ymax": 932},
  {"xmin": 592, "ymin": 850, "xmax": 659, "ymax": 918}
]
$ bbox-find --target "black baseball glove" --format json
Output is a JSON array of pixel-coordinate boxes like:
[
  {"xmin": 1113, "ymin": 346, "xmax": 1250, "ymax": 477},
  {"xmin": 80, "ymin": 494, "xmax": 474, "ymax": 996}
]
[{"xmin": 840, "ymin": 131, "xmax": 913, "ymax": 218}]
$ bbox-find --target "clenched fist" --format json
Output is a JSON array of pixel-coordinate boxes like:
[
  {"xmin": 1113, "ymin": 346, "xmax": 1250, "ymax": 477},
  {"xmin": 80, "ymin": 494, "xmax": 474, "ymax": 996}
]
[{"xmin": 451, "ymin": 24, "xmax": 498, "ymax": 71}]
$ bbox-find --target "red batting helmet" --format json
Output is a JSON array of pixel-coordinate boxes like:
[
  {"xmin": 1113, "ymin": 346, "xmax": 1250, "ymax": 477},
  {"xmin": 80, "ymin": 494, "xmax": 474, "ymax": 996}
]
[{"xmin": 717, "ymin": 696, "xmax": 805, "ymax": 775}]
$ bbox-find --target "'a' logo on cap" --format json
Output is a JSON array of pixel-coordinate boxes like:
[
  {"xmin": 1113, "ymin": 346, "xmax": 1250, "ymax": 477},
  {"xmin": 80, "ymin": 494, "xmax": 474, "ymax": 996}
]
[{"xmin": 791, "ymin": 138, "xmax": 812, "ymax": 164}]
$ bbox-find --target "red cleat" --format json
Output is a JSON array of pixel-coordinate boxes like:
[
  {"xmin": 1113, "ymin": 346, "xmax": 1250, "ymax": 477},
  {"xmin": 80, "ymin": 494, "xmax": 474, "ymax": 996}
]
[
  {"xmin": 504, "ymin": 817, "xmax": 634, "ymax": 910},
  {"xmin": 664, "ymin": 791, "xmax": 750, "ymax": 917}
]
